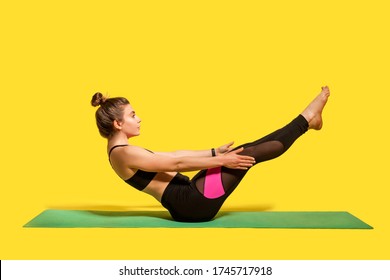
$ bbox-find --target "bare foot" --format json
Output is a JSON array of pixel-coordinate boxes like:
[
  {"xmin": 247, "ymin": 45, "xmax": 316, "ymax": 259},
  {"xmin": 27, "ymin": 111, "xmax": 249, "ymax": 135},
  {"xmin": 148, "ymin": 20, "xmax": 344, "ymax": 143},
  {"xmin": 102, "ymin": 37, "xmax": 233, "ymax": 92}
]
[{"xmin": 301, "ymin": 86, "xmax": 330, "ymax": 130}]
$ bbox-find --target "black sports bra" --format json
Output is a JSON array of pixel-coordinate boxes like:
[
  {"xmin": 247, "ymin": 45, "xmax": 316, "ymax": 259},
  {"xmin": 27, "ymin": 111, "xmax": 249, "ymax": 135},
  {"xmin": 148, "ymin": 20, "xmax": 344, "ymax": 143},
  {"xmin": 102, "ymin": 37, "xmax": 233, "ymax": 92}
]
[{"xmin": 108, "ymin": 144, "xmax": 158, "ymax": 191}]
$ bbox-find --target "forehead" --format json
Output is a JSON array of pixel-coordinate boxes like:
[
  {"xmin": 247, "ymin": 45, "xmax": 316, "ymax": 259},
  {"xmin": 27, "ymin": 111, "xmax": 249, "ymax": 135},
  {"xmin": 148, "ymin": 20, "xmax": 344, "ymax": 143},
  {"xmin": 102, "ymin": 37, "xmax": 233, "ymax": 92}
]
[{"xmin": 123, "ymin": 104, "xmax": 134, "ymax": 113}]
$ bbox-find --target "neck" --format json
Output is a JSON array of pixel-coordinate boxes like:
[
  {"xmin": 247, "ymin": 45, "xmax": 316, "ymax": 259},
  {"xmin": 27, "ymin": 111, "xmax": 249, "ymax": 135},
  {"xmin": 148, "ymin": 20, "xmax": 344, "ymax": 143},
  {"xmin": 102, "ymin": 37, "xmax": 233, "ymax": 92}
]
[{"xmin": 108, "ymin": 132, "xmax": 129, "ymax": 148}]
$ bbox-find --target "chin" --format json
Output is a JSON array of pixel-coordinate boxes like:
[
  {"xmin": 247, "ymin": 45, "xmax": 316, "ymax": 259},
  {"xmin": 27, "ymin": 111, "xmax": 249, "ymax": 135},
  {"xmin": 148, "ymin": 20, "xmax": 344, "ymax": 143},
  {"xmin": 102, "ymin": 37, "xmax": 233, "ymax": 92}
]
[{"xmin": 127, "ymin": 133, "xmax": 140, "ymax": 138}]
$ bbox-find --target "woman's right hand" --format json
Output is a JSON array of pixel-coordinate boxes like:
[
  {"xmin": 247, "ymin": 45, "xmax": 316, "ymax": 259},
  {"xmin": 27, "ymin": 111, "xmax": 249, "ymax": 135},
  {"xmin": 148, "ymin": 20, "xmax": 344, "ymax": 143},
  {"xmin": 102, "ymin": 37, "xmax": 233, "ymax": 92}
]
[{"xmin": 220, "ymin": 147, "xmax": 256, "ymax": 170}]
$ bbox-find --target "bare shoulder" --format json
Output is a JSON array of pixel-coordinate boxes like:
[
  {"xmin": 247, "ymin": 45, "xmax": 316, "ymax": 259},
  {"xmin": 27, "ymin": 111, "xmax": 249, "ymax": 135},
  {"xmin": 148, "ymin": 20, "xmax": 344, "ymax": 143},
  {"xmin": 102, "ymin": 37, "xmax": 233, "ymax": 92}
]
[
  {"xmin": 111, "ymin": 145, "xmax": 154, "ymax": 167},
  {"xmin": 111, "ymin": 145, "xmax": 149, "ymax": 159}
]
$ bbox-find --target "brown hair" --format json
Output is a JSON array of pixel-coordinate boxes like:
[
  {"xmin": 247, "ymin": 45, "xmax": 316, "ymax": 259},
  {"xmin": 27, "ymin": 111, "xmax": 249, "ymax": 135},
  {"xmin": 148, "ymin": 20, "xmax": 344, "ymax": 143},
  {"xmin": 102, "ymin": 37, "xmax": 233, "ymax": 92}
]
[{"xmin": 91, "ymin": 92, "xmax": 130, "ymax": 138}]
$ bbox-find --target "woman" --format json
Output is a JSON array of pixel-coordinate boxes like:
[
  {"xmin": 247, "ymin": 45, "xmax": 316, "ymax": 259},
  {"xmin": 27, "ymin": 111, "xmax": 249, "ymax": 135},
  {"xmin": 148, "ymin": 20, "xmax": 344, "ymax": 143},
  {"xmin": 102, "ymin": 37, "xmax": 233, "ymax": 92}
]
[{"xmin": 91, "ymin": 86, "xmax": 330, "ymax": 222}]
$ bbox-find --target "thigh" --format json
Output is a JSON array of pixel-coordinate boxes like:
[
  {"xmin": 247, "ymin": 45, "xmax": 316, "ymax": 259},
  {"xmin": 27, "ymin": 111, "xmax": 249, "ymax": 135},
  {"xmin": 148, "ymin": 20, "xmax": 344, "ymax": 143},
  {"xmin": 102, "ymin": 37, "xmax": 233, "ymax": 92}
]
[
  {"xmin": 191, "ymin": 166, "xmax": 248, "ymax": 200},
  {"xmin": 162, "ymin": 176, "xmax": 226, "ymax": 222}
]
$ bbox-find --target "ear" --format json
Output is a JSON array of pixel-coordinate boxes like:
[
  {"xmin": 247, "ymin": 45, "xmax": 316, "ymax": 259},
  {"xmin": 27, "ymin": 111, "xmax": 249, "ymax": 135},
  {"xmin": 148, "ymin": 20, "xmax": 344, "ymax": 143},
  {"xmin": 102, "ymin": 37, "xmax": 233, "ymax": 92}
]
[{"xmin": 113, "ymin": 119, "xmax": 122, "ymax": 130}]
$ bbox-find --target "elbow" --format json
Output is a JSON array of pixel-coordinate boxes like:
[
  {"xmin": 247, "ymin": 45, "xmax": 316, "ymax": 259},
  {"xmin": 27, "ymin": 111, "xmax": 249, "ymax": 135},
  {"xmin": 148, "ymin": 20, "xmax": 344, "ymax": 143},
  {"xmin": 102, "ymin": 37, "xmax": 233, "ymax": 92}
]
[
  {"xmin": 151, "ymin": 156, "xmax": 196, "ymax": 172},
  {"xmin": 172, "ymin": 158, "xmax": 191, "ymax": 172},
  {"xmin": 173, "ymin": 159, "xmax": 185, "ymax": 172},
  {"xmin": 154, "ymin": 158, "xmax": 184, "ymax": 172}
]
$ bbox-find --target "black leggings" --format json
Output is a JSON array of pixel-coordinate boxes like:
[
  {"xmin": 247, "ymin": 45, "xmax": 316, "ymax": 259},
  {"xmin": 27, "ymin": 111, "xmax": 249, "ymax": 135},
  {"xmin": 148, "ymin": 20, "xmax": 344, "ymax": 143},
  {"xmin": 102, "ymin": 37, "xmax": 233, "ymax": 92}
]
[{"xmin": 161, "ymin": 114, "xmax": 309, "ymax": 222}]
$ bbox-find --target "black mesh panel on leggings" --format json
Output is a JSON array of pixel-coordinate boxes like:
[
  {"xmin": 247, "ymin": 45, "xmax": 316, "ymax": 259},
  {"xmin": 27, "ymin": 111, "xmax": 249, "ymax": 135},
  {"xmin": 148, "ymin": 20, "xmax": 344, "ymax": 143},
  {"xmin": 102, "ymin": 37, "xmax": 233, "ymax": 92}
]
[{"xmin": 193, "ymin": 114, "xmax": 309, "ymax": 195}]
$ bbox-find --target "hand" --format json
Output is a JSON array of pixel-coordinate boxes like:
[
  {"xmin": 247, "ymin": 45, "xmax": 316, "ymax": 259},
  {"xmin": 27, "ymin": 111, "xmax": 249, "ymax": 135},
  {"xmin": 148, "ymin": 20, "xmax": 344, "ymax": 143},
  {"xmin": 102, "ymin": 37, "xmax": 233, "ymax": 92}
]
[
  {"xmin": 217, "ymin": 141, "xmax": 235, "ymax": 155},
  {"xmin": 220, "ymin": 147, "xmax": 256, "ymax": 170}
]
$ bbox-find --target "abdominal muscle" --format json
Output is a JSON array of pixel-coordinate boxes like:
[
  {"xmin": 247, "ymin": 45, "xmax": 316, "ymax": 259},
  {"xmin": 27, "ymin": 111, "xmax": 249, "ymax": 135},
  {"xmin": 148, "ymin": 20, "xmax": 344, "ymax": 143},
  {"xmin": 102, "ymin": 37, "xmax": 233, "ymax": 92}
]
[{"xmin": 141, "ymin": 171, "xmax": 178, "ymax": 202}]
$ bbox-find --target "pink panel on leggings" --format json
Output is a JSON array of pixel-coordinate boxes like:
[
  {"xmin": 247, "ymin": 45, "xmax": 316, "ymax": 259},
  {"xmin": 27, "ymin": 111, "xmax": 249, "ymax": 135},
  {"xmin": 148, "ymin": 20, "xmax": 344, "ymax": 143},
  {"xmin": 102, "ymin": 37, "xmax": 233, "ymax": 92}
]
[{"xmin": 204, "ymin": 167, "xmax": 225, "ymax": 199}]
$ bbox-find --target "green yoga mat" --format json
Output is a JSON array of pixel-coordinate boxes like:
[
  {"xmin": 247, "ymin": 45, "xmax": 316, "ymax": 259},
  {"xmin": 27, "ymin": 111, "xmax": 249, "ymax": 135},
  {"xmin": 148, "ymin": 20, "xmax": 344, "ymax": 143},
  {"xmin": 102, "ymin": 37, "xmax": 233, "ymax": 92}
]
[{"xmin": 24, "ymin": 210, "xmax": 373, "ymax": 229}]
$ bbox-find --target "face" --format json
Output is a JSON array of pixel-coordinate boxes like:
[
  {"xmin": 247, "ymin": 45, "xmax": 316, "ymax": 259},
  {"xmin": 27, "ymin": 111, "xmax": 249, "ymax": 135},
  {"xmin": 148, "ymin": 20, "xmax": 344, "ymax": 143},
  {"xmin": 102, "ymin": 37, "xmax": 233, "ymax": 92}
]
[{"xmin": 117, "ymin": 104, "xmax": 142, "ymax": 138}]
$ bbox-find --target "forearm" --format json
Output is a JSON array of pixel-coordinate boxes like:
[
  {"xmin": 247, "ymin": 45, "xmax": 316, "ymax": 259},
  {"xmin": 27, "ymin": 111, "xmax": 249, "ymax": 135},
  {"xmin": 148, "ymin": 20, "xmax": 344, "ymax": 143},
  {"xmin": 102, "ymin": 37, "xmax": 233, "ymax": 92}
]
[
  {"xmin": 173, "ymin": 149, "xmax": 214, "ymax": 157},
  {"xmin": 173, "ymin": 147, "xmax": 254, "ymax": 172},
  {"xmin": 156, "ymin": 149, "xmax": 215, "ymax": 158},
  {"xmin": 133, "ymin": 147, "xmax": 254, "ymax": 172},
  {"xmin": 174, "ymin": 155, "xmax": 223, "ymax": 172}
]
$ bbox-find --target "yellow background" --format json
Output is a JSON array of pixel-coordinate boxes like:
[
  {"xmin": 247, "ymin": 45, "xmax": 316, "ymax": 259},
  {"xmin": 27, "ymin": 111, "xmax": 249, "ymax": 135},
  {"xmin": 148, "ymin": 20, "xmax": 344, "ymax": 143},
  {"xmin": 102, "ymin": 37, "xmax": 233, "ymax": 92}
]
[{"xmin": 1, "ymin": 0, "xmax": 389, "ymax": 259}]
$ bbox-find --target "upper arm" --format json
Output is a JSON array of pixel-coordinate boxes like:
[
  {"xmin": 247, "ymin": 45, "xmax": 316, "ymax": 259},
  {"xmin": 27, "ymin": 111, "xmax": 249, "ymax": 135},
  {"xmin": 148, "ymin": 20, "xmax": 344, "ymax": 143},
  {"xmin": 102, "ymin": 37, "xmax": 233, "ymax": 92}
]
[
  {"xmin": 118, "ymin": 146, "xmax": 178, "ymax": 172},
  {"xmin": 153, "ymin": 151, "xmax": 177, "ymax": 157}
]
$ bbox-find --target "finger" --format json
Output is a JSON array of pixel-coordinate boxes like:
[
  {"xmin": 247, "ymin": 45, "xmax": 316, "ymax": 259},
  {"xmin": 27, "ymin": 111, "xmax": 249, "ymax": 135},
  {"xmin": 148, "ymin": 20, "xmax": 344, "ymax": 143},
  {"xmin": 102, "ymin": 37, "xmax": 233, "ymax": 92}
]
[
  {"xmin": 239, "ymin": 155, "xmax": 256, "ymax": 161},
  {"xmin": 239, "ymin": 167, "xmax": 249, "ymax": 170},
  {"xmin": 233, "ymin": 166, "xmax": 248, "ymax": 170},
  {"xmin": 226, "ymin": 142, "xmax": 235, "ymax": 152},
  {"xmin": 239, "ymin": 160, "xmax": 255, "ymax": 166},
  {"xmin": 242, "ymin": 155, "xmax": 255, "ymax": 160},
  {"xmin": 233, "ymin": 147, "xmax": 244, "ymax": 153}
]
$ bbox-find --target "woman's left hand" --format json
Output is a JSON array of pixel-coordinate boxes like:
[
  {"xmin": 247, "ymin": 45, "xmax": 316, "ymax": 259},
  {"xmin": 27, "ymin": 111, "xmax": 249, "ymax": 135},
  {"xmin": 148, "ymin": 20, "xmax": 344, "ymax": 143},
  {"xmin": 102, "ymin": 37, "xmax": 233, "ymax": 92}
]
[{"xmin": 217, "ymin": 141, "xmax": 235, "ymax": 155}]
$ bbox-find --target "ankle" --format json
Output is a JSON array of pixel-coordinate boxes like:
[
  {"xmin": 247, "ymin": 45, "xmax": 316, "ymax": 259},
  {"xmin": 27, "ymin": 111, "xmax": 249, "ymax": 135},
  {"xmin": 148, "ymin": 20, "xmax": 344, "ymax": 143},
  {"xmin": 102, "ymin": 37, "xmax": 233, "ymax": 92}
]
[{"xmin": 300, "ymin": 111, "xmax": 314, "ymax": 125}]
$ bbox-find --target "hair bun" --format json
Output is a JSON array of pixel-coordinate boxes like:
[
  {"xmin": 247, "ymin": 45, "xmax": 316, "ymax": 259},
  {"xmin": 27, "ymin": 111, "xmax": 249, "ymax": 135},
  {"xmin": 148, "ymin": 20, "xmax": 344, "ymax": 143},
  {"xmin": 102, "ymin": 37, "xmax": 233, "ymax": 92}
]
[{"xmin": 91, "ymin": 92, "xmax": 107, "ymax": 107}]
